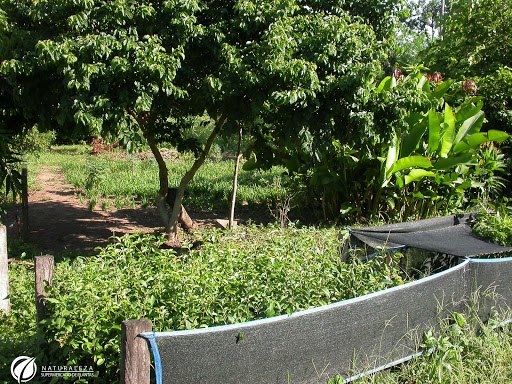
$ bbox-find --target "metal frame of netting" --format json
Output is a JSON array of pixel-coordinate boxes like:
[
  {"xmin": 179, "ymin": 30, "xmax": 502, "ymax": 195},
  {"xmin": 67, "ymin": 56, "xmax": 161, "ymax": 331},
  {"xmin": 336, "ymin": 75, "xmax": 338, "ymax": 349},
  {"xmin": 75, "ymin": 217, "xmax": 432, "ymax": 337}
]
[{"xmin": 140, "ymin": 254, "xmax": 512, "ymax": 384}]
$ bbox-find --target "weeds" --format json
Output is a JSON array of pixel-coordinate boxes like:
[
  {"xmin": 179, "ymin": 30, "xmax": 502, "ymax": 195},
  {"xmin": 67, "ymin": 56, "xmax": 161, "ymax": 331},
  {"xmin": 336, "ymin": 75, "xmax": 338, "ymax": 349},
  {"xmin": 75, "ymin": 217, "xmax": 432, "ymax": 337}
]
[
  {"xmin": 33, "ymin": 226, "xmax": 404, "ymax": 382},
  {"xmin": 350, "ymin": 292, "xmax": 512, "ymax": 384}
]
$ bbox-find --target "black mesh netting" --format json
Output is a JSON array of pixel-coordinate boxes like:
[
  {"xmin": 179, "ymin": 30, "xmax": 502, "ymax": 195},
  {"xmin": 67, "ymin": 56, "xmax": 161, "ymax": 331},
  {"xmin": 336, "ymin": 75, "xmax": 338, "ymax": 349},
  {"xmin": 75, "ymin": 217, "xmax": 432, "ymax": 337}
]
[
  {"xmin": 140, "ymin": 214, "xmax": 512, "ymax": 384},
  {"xmin": 350, "ymin": 213, "xmax": 512, "ymax": 257}
]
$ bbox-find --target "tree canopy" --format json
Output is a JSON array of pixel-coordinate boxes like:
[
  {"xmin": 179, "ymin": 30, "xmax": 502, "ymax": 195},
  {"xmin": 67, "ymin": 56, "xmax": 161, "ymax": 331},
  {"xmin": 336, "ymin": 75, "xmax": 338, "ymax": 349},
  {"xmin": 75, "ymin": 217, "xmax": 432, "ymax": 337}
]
[
  {"xmin": 4, "ymin": 0, "xmax": 505, "ymax": 231},
  {"xmin": 421, "ymin": 0, "xmax": 512, "ymax": 133}
]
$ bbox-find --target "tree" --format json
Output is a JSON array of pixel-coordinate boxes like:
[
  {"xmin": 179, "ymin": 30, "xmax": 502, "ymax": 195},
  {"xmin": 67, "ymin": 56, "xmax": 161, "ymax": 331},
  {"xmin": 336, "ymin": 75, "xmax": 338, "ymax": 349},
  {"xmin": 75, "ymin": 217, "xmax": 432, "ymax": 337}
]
[
  {"xmin": 0, "ymin": 0, "xmax": 200, "ymax": 235},
  {"xmin": 1, "ymin": 0, "xmax": 401, "ymax": 236},
  {"xmin": 167, "ymin": 0, "xmax": 395, "ymax": 234},
  {"xmin": 421, "ymin": 0, "xmax": 512, "ymax": 134}
]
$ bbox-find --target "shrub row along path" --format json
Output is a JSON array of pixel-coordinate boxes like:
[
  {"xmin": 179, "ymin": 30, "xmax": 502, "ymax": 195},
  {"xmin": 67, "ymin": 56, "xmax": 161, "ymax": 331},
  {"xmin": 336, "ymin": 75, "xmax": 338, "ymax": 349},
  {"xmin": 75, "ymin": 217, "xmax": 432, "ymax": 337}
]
[{"xmin": 4, "ymin": 166, "xmax": 166, "ymax": 253}]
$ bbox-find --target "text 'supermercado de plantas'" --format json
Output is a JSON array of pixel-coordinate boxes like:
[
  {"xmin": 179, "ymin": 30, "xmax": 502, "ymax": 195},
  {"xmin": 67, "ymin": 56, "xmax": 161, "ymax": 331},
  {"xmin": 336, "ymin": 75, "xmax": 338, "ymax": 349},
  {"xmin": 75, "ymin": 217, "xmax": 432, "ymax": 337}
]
[{"xmin": 287, "ymin": 67, "xmax": 509, "ymax": 222}]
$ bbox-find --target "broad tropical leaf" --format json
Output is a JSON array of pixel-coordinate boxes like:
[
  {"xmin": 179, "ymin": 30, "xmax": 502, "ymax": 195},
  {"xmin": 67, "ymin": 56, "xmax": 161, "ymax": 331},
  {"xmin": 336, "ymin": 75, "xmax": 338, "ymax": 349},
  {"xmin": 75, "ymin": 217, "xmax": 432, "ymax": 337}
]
[
  {"xmin": 454, "ymin": 110, "xmax": 485, "ymax": 144},
  {"xmin": 430, "ymin": 79, "xmax": 454, "ymax": 99},
  {"xmin": 439, "ymin": 103, "xmax": 456, "ymax": 157},
  {"xmin": 402, "ymin": 115, "xmax": 427, "ymax": 157},
  {"xmin": 405, "ymin": 169, "xmax": 436, "ymax": 185},
  {"xmin": 433, "ymin": 154, "xmax": 474, "ymax": 170},
  {"xmin": 428, "ymin": 109, "xmax": 441, "ymax": 155},
  {"xmin": 391, "ymin": 156, "xmax": 432, "ymax": 173}
]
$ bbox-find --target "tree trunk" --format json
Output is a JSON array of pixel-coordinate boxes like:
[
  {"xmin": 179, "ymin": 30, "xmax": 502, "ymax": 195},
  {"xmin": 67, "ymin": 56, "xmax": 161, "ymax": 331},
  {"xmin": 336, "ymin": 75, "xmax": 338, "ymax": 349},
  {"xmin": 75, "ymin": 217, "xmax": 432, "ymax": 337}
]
[
  {"xmin": 166, "ymin": 189, "xmax": 195, "ymax": 232},
  {"xmin": 229, "ymin": 126, "xmax": 243, "ymax": 229},
  {"xmin": 145, "ymin": 130, "xmax": 171, "ymax": 234},
  {"xmin": 169, "ymin": 114, "xmax": 228, "ymax": 239}
]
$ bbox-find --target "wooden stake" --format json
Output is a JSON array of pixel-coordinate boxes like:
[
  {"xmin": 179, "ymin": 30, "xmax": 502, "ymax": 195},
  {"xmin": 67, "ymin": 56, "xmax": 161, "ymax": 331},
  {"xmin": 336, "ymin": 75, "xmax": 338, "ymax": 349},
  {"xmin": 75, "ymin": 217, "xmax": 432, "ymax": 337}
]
[
  {"xmin": 120, "ymin": 319, "xmax": 152, "ymax": 384},
  {"xmin": 22, "ymin": 166, "xmax": 29, "ymax": 239},
  {"xmin": 35, "ymin": 255, "xmax": 54, "ymax": 323},
  {"xmin": 0, "ymin": 226, "xmax": 9, "ymax": 314},
  {"xmin": 229, "ymin": 126, "xmax": 243, "ymax": 230}
]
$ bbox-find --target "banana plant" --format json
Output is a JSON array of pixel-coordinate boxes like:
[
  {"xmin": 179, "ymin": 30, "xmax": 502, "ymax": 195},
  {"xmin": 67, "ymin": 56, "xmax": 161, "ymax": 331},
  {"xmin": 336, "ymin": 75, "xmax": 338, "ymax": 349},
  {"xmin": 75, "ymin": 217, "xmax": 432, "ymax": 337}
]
[
  {"xmin": 376, "ymin": 71, "xmax": 509, "ymax": 218},
  {"xmin": 379, "ymin": 73, "xmax": 509, "ymax": 187}
]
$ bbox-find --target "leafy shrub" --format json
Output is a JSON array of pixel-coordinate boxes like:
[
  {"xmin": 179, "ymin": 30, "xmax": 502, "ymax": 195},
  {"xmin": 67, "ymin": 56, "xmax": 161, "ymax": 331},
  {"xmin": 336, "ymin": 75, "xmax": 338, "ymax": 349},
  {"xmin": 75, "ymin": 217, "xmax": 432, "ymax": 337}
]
[
  {"xmin": 0, "ymin": 263, "xmax": 38, "ymax": 380},
  {"xmin": 12, "ymin": 126, "xmax": 56, "ymax": 157},
  {"xmin": 40, "ymin": 226, "xmax": 404, "ymax": 382},
  {"xmin": 285, "ymin": 67, "xmax": 509, "ymax": 223},
  {"xmin": 473, "ymin": 205, "xmax": 512, "ymax": 247},
  {"xmin": 375, "ymin": 70, "xmax": 509, "ymax": 219}
]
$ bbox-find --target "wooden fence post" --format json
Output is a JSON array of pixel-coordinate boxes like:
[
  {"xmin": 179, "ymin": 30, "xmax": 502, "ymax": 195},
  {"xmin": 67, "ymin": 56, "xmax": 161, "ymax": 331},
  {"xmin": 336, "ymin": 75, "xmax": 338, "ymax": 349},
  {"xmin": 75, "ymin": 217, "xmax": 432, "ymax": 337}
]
[
  {"xmin": 35, "ymin": 255, "xmax": 54, "ymax": 323},
  {"xmin": 120, "ymin": 319, "xmax": 152, "ymax": 384},
  {"xmin": 0, "ymin": 226, "xmax": 9, "ymax": 314},
  {"xmin": 21, "ymin": 165, "xmax": 29, "ymax": 239}
]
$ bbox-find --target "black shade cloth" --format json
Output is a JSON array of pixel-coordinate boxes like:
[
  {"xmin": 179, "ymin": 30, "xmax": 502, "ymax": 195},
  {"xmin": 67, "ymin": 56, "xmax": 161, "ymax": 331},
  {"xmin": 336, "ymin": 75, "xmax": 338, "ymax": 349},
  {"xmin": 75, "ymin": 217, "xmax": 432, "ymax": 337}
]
[
  {"xmin": 141, "ymin": 256, "xmax": 512, "ymax": 384},
  {"xmin": 139, "ymin": 214, "xmax": 512, "ymax": 384},
  {"xmin": 350, "ymin": 213, "xmax": 512, "ymax": 257}
]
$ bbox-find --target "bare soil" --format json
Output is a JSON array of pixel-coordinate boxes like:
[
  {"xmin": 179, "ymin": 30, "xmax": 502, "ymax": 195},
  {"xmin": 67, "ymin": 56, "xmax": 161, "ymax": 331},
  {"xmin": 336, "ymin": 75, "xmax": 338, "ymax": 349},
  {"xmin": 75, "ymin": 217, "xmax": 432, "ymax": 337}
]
[{"xmin": 2, "ymin": 166, "xmax": 233, "ymax": 253}]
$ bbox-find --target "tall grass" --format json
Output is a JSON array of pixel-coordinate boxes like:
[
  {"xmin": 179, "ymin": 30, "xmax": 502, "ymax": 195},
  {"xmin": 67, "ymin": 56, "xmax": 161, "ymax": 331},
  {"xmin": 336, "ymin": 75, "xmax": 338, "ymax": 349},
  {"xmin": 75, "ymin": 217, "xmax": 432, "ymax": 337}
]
[{"xmin": 348, "ymin": 309, "xmax": 512, "ymax": 384}]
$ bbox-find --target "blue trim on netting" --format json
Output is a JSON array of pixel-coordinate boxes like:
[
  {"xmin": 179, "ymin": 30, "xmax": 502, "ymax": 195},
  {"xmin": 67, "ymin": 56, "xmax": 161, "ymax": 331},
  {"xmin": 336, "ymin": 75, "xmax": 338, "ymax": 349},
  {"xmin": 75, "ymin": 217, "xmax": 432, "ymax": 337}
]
[
  {"xmin": 147, "ymin": 315, "xmax": 289, "ymax": 338},
  {"xmin": 468, "ymin": 255, "xmax": 512, "ymax": 263},
  {"xmin": 140, "ymin": 332, "xmax": 163, "ymax": 384}
]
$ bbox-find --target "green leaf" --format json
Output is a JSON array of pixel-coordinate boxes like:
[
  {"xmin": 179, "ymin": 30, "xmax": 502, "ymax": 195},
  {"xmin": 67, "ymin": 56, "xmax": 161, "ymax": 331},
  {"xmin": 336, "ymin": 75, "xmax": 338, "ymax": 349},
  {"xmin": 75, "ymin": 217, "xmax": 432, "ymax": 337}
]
[
  {"xmin": 416, "ymin": 74, "xmax": 429, "ymax": 91},
  {"xmin": 402, "ymin": 117, "xmax": 427, "ymax": 157},
  {"xmin": 428, "ymin": 109, "xmax": 441, "ymax": 155},
  {"xmin": 443, "ymin": 121, "xmax": 506, "ymax": 156},
  {"xmin": 405, "ymin": 169, "xmax": 435, "ymax": 185},
  {"xmin": 487, "ymin": 130, "xmax": 510, "ymax": 142},
  {"xmin": 452, "ymin": 141, "xmax": 471, "ymax": 154},
  {"xmin": 395, "ymin": 175, "xmax": 405, "ymax": 188},
  {"xmin": 455, "ymin": 97, "xmax": 484, "ymax": 123},
  {"xmin": 45, "ymin": 297, "xmax": 61, "ymax": 304},
  {"xmin": 135, "ymin": 92, "xmax": 152, "ymax": 113},
  {"xmin": 242, "ymin": 154, "xmax": 258, "ymax": 171},
  {"xmin": 385, "ymin": 139, "xmax": 399, "ymax": 171},
  {"xmin": 55, "ymin": 317, "xmax": 66, "ymax": 329},
  {"xmin": 376, "ymin": 76, "xmax": 395, "ymax": 92},
  {"xmin": 466, "ymin": 130, "xmax": 510, "ymax": 148},
  {"xmin": 430, "ymin": 79, "xmax": 454, "ymax": 99},
  {"xmin": 439, "ymin": 103, "xmax": 456, "ymax": 158},
  {"xmin": 340, "ymin": 202, "xmax": 357, "ymax": 215},
  {"xmin": 454, "ymin": 110, "xmax": 485, "ymax": 144},
  {"xmin": 392, "ymin": 156, "xmax": 432, "ymax": 173},
  {"xmin": 433, "ymin": 154, "xmax": 474, "ymax": 170},
  {"xmin": 382, "ymin": 138, "xmax": 399, "ymax": 188}
]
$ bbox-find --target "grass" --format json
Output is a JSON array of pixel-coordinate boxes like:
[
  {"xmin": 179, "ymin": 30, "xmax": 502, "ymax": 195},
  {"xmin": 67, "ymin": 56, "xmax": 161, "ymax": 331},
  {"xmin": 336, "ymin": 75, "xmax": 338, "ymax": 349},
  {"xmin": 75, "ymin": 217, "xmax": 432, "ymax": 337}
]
[
  {"xmin": 29, "ymin": 144, "xmax": 289, "ymax": 212},
  {"xmin": 349, "ymin": 310, "xmax": 512, "ymax": 384}
]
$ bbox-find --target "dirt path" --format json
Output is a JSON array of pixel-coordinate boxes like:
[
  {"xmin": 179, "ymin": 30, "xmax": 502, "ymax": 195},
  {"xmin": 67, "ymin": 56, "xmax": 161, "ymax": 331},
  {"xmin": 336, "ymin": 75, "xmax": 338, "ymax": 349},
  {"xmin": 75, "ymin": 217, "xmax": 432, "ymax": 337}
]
[
  {"xmin": 4, "ymin": 166, "xmax": 164, "ymax": 253},
  {"xmin": 2, "ymin": 164, "xmax": 276, "ymax": 254}
]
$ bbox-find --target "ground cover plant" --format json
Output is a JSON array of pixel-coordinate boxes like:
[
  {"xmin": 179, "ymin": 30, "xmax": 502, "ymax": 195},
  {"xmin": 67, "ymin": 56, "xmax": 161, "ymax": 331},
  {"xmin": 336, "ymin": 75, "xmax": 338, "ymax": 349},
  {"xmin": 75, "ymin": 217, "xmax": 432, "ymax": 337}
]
[
  {"xmin": 2, "ymin": 211, "xmax": 512, "ymax": 383},
  {"xmin": 35, "ymin": 225, "xmax": 403, "ymax": 383},
  {"xmin": 0, "ymin": 261, "xmax": 37, "ymax": 382},
  {"xmin": 2, "ymin": 200, "xmax": 512, "ymax": 382}
]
